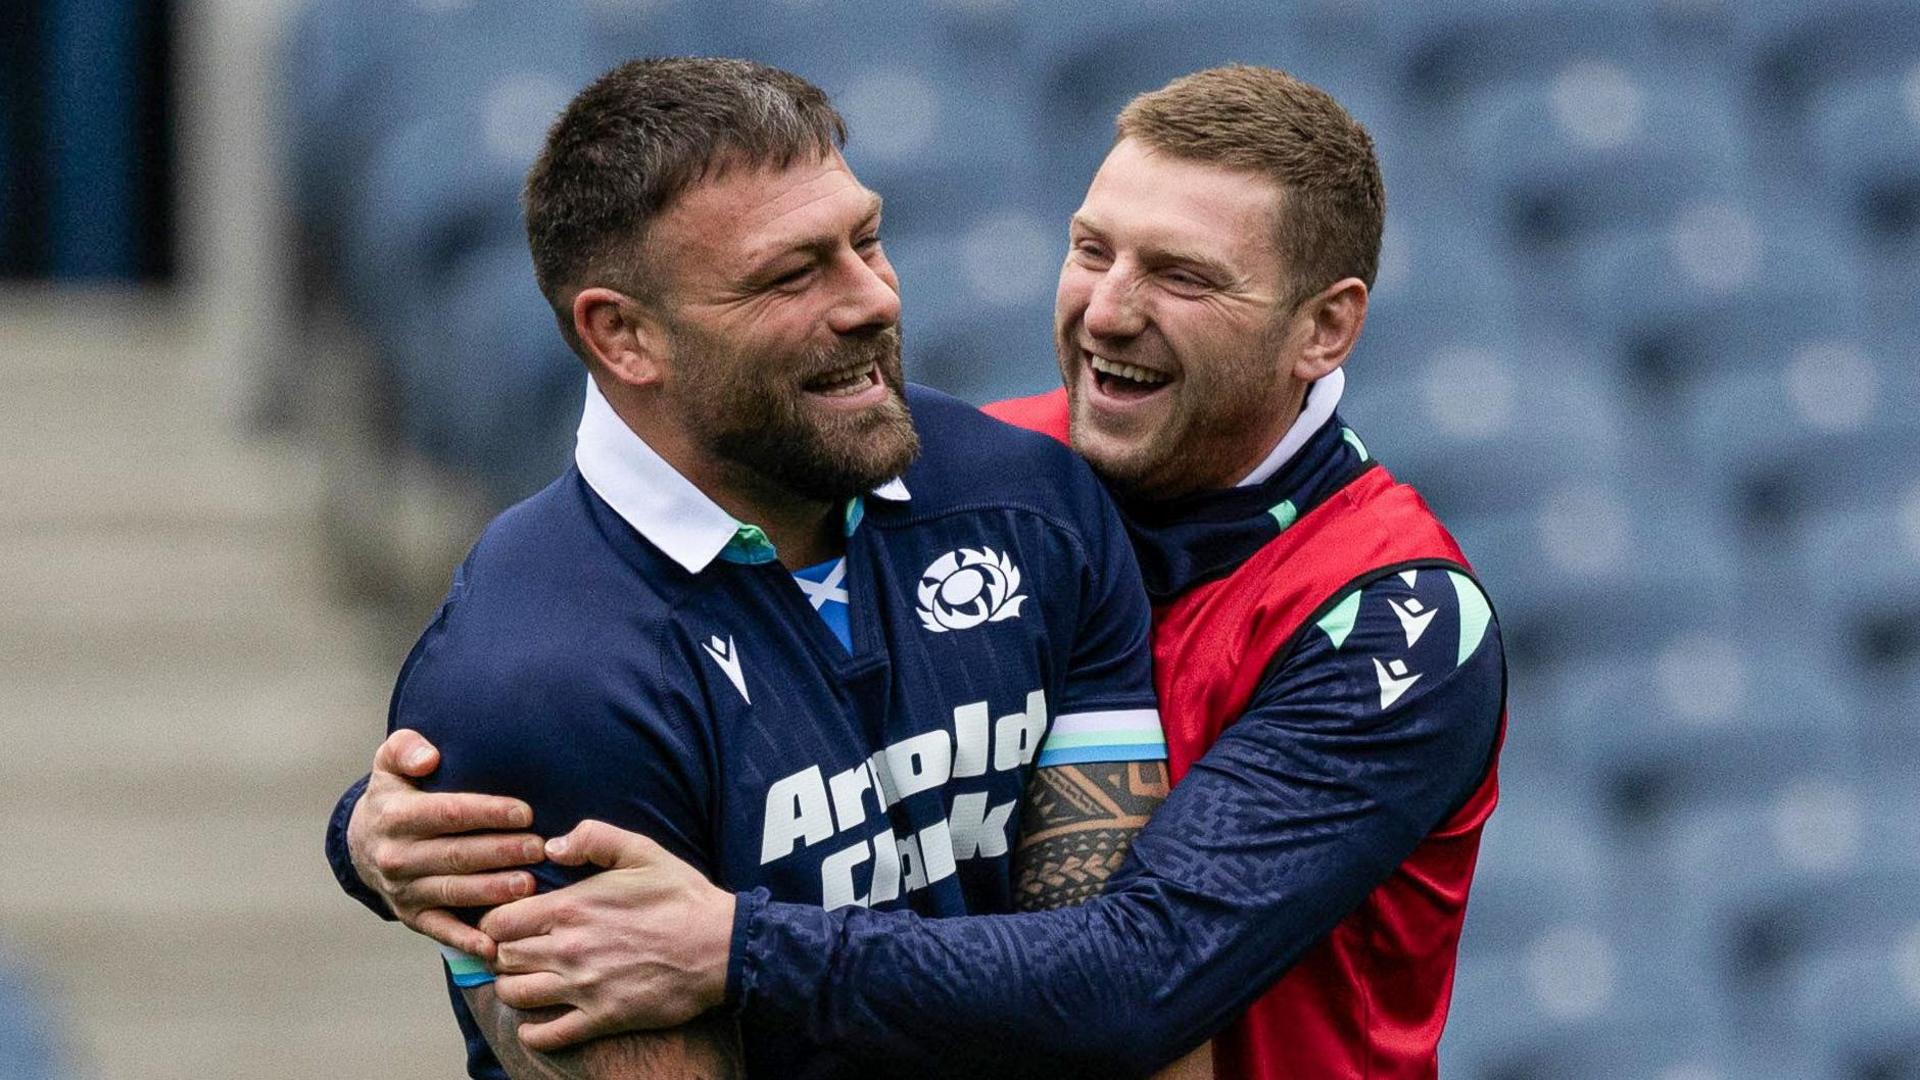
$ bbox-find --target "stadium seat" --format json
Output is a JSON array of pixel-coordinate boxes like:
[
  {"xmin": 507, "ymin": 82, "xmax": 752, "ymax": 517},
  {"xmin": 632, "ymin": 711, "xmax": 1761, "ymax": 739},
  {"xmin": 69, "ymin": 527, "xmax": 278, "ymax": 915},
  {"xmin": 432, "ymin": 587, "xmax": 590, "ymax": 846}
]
[
  {"xmin": 0, "ymin": 949, "xmax": 62, "ymax": 1079},
  {"xmin": 1790, "ymin": 499, "xmax": 1920, "ymax": 727},
  {"xmin": 707, "ymin": 0, "xmax": 1043, "ymax": 239},
  {"xmin": 1664, "ymin": 797, "xmax": 1920, "ymax": 1036},
  {"xmin": 398, "ymin": 240, "xmax": 582, "ymax": 503},
  {"xmin": 1735, "ymin": 1, "xmax": 1920, "ymax": 117},
  {"xmin": 1019, "ymin": 3, "xmax": 1395, "ymax": 209},
  {"xmin": 1805, "ymin": 71, "xmax": 1920, "ymax": 330},
  {"xmin": 1790, "ymin": 942, "xmax": 1920, "ymax": 1079},
  {"xmin": 1339, "ymin": 329, "xmax": 1633, "ymax": 520},
  {"xmin": 1555, "ymin": 649, "xmax": 1863, "ymax": 843},
  {"xmin": 885, "ymin": 231, "xmax": 1061, "ymax": 404},
  {"xmin": 1807, "ymin": 73, "xmax": 1920, "ymax": 234},
  {"xmin": 1681, "ymin": 355, "xmax": 1920, "ymax": 541},
  {"xmin": 1446, "ymin": 490, "xmax": 1738, "ymax": 677},
  {"xmin": 1572, "ymin": 211, "xmax": 1868, "ymax": 402},
  {"xmin": 1457, "ymin": 73, "xmax": 1747, "ymax": 266},
  {"xmin": 1384, "ymin": 0, "xmax": 1657, "ymax": 115}
]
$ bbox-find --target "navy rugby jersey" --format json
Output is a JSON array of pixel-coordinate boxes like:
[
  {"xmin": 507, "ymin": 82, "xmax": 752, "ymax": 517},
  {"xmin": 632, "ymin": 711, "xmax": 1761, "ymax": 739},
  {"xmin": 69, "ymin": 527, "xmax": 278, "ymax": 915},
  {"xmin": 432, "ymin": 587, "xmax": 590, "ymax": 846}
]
[
  {"xmin": 331, "ymin": 381, "xmax": 1163, "ymax": 1079},
  {"xmin": 725, "ymin": 374, "xmax": 1505, "ymax": 1078}
]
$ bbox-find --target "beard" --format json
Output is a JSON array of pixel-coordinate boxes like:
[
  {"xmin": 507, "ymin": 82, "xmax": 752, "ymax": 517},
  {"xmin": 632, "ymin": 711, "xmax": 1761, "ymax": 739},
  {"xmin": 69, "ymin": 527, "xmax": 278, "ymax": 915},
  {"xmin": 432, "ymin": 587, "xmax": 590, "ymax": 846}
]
[
  {"xmin": 666, "ymin": 320, "xmax": 920, "ymax": 504},
  {"xmin": 1053, "ymin": 315, "xmax": 1288, "ymax": 502}
]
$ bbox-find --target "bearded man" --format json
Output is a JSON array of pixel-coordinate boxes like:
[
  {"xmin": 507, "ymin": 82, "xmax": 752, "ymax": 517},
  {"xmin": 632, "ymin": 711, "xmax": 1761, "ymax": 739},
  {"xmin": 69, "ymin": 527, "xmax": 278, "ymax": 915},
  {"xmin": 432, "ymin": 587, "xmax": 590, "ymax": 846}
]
[{"xmin": 331, "ymin": 56, "xmax": 1182, "ymax": 1079}]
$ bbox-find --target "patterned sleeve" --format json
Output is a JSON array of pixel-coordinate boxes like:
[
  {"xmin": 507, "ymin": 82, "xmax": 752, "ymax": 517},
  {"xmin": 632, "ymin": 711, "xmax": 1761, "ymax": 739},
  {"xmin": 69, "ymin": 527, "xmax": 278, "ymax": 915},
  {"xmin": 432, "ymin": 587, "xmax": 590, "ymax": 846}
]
[{"xmin": 725, "ymin": 568, "xmax": 1503, "ymax": 1078}]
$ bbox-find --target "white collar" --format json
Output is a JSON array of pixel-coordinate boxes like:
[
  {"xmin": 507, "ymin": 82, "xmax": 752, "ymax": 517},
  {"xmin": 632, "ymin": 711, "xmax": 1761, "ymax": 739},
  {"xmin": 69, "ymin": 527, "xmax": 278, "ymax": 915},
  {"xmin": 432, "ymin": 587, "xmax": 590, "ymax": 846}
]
[
  {"xmin": 573, "ymin": 377, "xmax": 910, "ymax": 574},
  {"xmin": 1236, "ymin": 367, "xmax": 1346, "ymax": 488}
]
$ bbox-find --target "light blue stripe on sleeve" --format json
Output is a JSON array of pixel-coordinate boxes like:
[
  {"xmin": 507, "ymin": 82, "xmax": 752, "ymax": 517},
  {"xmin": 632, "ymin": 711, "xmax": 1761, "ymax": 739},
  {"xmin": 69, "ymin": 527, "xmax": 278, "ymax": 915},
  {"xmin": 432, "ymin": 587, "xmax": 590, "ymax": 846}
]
[
  {"xmin": 1036, "ymin": 707, "xmax": 1167, "ymax": 766},
  {"xmin": 440, "ymin": 945, "xmax": 495, "ymax": 988},
  {"xmin": 1035, "ymin": 742, "xmax": 1168, "ymax": 767}
]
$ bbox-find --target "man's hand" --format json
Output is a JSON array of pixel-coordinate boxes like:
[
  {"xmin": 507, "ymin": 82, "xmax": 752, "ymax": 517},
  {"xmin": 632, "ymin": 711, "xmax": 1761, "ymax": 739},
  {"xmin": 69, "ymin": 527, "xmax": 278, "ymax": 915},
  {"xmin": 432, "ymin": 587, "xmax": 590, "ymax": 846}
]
[
  {"xmin": 481, "ymin": 820, "xmax": 736, "ymax": 1054},
  {"xmin": 346, "ymin": 728, "xmax": 546, "ymax": 958}
]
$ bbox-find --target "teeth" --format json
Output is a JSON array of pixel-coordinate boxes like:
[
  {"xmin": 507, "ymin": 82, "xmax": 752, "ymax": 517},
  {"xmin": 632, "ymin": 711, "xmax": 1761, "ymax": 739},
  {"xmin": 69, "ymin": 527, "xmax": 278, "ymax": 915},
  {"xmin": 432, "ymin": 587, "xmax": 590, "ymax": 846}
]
[
  {"xmin": 812, "ymin": 364, "xmax": 874, "ymax": 396},
  {"xmin": 1089, "ymin": 354, "xmax": 1169, "ymax": 386}
]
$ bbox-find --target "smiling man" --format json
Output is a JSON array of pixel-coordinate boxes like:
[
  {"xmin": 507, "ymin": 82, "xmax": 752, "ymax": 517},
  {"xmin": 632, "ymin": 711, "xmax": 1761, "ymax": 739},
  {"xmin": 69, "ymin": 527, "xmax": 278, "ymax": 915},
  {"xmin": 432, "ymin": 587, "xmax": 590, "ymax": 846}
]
[
  {"xmin": 326, "ymin": 57, "xmax": 1177, "ymax": 1079},
  {"xmin": 332, "ymin": 65, "xmax": 1506, "ymax": 1080}
]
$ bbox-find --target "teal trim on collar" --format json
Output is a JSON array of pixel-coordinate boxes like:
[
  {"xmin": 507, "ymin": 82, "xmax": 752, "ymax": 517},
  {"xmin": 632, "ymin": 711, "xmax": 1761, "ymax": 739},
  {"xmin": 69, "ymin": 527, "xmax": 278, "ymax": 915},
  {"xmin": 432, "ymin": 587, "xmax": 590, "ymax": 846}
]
[
  {"xmin": 719, "ymin": 523, "xmax": 779, "ymax": 565},
  {"xmin": 717, "ymin": 497, "xmax": 868, "ymax": 565}
]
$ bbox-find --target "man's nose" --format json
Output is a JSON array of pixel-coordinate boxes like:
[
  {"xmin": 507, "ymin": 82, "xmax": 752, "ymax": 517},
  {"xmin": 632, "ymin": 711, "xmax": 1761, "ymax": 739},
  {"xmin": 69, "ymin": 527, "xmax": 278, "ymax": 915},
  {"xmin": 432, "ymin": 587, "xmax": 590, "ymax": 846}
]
[
  {"xmin": 827, "ymin": 252, "xmax": 901, "ymax": 336},
  {"xmin": 1082, "ymin": 266, "xmax": 1146, "ymax": 340}
]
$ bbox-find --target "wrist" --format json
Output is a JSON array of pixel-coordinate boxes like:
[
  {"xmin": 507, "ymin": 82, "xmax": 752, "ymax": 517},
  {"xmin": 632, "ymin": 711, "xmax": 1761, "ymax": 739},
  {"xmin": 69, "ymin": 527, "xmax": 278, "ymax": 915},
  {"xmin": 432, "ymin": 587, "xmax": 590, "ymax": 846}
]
[
  {"xmin": 327, "ymin": 775, "xmax": 395, "ymax": 920},
  {"xmin": 698, "ymin": 889, "xmax": 738, "ymax": 1011},
  {"xmin": 722, "ymin": 887, "xmax": 770, "ymax": 1010}
]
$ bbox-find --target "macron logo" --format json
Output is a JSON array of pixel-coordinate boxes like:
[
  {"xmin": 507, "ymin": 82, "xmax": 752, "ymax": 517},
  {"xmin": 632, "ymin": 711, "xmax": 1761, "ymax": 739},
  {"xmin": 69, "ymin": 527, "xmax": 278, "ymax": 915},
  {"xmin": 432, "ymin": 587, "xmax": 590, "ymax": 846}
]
[{"xmin": 702, "ymin": 635, "xmax": 750, "ymax": 704}]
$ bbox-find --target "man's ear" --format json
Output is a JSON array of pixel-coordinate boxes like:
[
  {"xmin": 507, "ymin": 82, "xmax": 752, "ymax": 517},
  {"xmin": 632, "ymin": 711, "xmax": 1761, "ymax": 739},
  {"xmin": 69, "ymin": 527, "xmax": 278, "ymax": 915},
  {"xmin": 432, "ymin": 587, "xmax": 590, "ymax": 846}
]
[
  {"xmin": 573, "ymin": 287, "xmax": 670, "ymax": 389},
  {"xmin": 1291, "ymin": 277, "xmax": 1368, "ymax": 383}
]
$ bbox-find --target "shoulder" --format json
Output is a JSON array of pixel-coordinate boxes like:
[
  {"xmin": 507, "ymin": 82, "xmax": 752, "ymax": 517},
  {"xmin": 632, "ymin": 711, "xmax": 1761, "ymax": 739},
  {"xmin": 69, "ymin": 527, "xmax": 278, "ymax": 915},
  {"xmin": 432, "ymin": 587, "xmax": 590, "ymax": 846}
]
[
  {"xmin": 901, "ymin": 384, "xmax": 1114, "ymax": 530},
  {"xmin": 405, "ymin": 471, "xmax": 678, "ymax": 709},
  {"xmin": 1272, "ymin": 565, "xmax": 1504, "ymax": 729}
]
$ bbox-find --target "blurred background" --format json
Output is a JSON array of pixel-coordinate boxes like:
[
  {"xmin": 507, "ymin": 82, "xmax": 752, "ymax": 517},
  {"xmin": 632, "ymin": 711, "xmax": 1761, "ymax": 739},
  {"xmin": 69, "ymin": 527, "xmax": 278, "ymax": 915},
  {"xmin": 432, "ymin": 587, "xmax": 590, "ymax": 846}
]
[{"xmin": 1, "ymin": 0, "xmax": 1917, "ymax": 1077}]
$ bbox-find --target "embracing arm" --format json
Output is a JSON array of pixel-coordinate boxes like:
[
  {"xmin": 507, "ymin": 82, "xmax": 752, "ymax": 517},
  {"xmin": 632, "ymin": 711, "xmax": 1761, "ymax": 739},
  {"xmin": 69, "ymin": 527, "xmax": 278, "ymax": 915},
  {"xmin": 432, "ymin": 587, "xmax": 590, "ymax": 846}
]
[
  {"xmin": 731, "ymin": 582, "xmax": 1505, "ymax": 1078},
  {"xmin": 1013, "ymin": 761, "xmax": 1168, "ymax": 910},
  {"xmin": 463, "ymin": 984, "xmax": 741, "ymax": 1080},
  {"xmin": 1015, "ymin": 762, "xmax": 1210, "ymax": 1079}
]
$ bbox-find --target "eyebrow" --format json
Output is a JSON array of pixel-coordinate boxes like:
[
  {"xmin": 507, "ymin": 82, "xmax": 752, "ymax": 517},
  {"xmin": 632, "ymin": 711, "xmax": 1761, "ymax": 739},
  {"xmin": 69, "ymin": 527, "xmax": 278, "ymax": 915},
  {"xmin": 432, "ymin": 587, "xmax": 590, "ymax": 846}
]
[
  {"xmin": 1071, "ymin": 212, "xmax": 1238, "ymax": 283},
  {"xmin": 746, "ymin": 192, "xmax": 885, "ymax": 276}
]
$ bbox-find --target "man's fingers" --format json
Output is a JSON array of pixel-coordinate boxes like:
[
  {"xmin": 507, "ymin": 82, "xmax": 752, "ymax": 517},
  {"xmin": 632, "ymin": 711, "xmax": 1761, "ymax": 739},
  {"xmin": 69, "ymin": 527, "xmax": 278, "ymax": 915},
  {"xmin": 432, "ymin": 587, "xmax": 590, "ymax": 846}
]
[
  {"xmin": 385, "ymin": 791, "xmax": 535, "ymax": 838},
  {"xmin": 372, "ymin": 729, "xmax": 440, "ymax": 777},
  {"xmin": 396, "ymin": 870, "xmax": 537, "ymax": 912},
  {"xmin": 491, "ymin": 933, "xmax": 562, "ymax": 976},
  {"xmin": 545, "ymin": 819, "xmax": 664, "ymax": 870},
  {"xmin": 478, "ymin": 892, "xmax": 559, "ymax": 943},
  {"xmin": 412, "ymin": 908, "xmax": 497, "ymax": 962},
  {"xmin": 494, "ymin": 971, "xmax": 571, "ymax": 1012},
  {"xmin": 393, "ymin": 833, "xmax": 546, "ymax": 877},
  {"xmin": 518, "ymin": 1006, "xmax": 614, "ymax": 1054}
]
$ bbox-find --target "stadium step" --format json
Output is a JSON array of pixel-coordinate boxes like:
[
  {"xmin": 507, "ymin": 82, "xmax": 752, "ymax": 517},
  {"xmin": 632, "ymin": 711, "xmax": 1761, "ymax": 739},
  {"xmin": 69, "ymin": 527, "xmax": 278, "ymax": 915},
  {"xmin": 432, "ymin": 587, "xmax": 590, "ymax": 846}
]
[{"xmin": 0, "ymin": 294, "xmax": 454, "ymax": 1079}]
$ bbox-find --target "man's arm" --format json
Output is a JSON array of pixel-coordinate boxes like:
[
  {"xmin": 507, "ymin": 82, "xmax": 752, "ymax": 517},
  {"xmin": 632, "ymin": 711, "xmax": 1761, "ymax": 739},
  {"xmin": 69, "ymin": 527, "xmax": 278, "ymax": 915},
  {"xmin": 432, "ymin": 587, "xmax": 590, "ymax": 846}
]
[
  {"xmin": 462, "ymin": 985, "xmax": 742, "ymax": 1080},
  {"xmin": 1013, "ymin": 761, "xmax": 1169, "ymax": 910},
  {"xmin": 323, "ymin": 729, "xmax": 546, "ymax": 958},
  {"xmin": 721, "ymin": 573, "xmax": 1506, "ymax": 1077}
]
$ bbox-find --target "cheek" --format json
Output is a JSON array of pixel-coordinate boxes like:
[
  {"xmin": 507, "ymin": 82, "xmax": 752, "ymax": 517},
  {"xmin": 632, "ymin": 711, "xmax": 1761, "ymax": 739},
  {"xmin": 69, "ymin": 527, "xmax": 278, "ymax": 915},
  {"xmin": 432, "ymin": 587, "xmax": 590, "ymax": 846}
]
[{"xmin": 1053, "ymin": 271, "xmax": 1093, "ymax": 327}]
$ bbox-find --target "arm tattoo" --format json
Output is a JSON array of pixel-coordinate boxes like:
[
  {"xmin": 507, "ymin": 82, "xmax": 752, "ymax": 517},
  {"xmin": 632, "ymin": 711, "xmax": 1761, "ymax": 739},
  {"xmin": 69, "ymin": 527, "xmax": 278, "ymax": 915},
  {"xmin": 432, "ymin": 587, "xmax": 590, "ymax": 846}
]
[
  {"xmin": 462, "ymin": 985, "xmax": 744, "ymax": 1080},
  {"xmin": 1014, "ymin": 761, "xmax": 1169, "ymax": 910}
]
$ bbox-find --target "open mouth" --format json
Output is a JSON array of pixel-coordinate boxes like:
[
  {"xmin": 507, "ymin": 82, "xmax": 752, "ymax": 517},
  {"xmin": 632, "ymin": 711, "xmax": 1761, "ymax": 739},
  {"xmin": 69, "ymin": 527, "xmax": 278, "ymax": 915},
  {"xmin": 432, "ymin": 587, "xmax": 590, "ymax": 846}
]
[
  {"xmin": 804, "ymin": 362, "xmax": 882, "ymax": 399},
  {"xmin": 1088, "ymin": 353, "xmax": 1172, "ymax": 401}
]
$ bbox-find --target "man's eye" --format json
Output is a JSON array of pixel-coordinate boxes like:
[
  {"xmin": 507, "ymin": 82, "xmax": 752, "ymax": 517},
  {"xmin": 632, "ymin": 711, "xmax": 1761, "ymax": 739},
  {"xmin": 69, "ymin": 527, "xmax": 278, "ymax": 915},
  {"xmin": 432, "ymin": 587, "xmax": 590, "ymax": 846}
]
[
  {"xmin": 856, "ymin": 233, "xmax": 883, "ymax": 251},
  {"xmin": 770, "ymin": 266, "xmax": 815, "ymax": 288}
]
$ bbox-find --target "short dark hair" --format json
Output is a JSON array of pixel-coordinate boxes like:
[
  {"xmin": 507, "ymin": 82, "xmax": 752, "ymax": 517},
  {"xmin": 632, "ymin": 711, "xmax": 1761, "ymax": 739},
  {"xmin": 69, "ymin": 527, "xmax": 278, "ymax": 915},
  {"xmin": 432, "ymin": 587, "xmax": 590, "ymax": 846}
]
[
  {"xmin": 524, "ymin": 57, "xmax": 847, "ymax": 354},
  {"xmin": 1117, "ymin": 65, "xmax": 1385, "ymax": 308}
]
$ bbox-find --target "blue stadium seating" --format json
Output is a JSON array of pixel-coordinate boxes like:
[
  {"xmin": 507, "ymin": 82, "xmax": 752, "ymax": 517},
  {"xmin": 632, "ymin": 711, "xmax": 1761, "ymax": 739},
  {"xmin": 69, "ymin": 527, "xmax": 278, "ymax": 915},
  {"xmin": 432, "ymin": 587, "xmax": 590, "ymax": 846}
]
[
  {"xmin": 1571, "ymin": 212, "xmax": 1868, "ymax": 403},
  {"xmin": 1459, "ymin": 74, "xmax": 1748, "ymax": 267},
  {"xmin": 1682, "ymin": 359, "xmax": 1920, "ymax": 542},
  {"xmin": 0, "ymin": 949, "xmax": 62, "ymax": 1079},
  {"xmin": 1384, "ymin": 0, "xmax": 1658, "ymax": 115},
  {"xmin": 1735, "ymin": 2, "xmax": 1920, "ymax": 115},
  {"xmin": 1791, "ymin": 944, "xmax": 1920, "ymax": 1079}
]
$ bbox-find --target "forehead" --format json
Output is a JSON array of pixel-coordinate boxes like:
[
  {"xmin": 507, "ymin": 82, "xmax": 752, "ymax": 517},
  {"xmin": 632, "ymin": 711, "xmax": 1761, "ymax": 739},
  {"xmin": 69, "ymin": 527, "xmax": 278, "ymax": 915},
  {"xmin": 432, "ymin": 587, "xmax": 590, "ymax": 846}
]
[
  {"xmin": 1076, "ymin": 138, "xmax": 1282, "ymax": 273},
  {"xmin": 650, "ymin": 151, "xmax": 877, "ymax": 272}
]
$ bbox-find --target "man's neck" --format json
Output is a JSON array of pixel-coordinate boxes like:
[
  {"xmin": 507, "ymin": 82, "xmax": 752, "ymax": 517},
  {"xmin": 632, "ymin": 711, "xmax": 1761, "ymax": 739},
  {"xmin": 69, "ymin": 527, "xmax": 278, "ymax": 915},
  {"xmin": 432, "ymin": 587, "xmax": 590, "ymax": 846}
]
[{"xmin": 603, "ymin": 384, "xmax": 843, "ymax": 570}]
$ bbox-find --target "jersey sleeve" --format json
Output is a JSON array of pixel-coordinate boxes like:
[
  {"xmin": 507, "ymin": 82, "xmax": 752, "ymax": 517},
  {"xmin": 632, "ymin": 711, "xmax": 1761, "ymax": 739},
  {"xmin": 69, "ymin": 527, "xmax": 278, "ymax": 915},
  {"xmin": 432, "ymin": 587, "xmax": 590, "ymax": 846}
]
[
  {"xmin": 392, "ymin": 574, "xmax": 717, "ymax": 990},
  {"xmin": 1034, "ymin": 468, "xmax": 1166, "ymax": 768},
  {"xmin": 322, "ymin": 772, "xmax": 388, "ymax": 919},
  {"xmin": 724, "ymin": 568, "xmax": 1503, "ymax": 1078}
]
